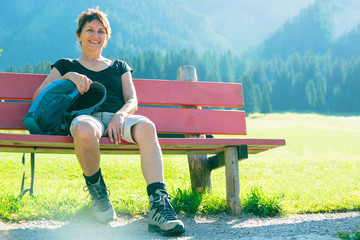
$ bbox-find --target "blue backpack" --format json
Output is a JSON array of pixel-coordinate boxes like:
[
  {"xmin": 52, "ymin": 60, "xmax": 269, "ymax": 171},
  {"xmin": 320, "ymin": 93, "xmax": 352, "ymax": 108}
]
[{"xmin": 23, "ymin": 80, "xmax": 107, "ymax": 136}]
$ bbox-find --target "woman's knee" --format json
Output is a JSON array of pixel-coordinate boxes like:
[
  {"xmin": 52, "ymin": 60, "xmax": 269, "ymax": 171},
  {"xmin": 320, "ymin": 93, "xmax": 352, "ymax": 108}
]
[
  {"xmin": 132, "ymin": 119, "xmax": 157, "ymax": 142},
  {"xmin": 73, "ymin": 120, "xmax": 102, "ymax": 141}
]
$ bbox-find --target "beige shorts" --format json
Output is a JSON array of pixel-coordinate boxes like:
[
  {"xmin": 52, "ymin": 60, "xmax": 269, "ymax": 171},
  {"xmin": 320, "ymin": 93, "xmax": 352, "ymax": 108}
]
[{"xmin": 69, "ymin": 112, "xmax": 149, "ymax": 143}]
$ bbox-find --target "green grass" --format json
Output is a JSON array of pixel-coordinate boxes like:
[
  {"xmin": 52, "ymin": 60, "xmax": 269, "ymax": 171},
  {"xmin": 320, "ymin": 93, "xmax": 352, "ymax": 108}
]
[
  {"xmin": 1, "ymin": 113, "xmax": 360, "ymax": 221},
  {"xmin": 240, "ymin": 113, "xmax": 360, "ymax": 214},
  {"xmin": 242, "ymin": 186, "xmax": 284, "ymax": 217},
  {"xmin": 338, "ymin": 231, "xmax": 360, "ymax": 240}
]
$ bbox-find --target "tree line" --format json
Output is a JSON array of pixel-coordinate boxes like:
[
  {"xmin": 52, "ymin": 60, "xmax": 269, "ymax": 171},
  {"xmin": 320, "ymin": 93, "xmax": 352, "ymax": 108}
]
[{"xmin": 6, "ymin": 49, "xmax": 360, "ymax": 115}]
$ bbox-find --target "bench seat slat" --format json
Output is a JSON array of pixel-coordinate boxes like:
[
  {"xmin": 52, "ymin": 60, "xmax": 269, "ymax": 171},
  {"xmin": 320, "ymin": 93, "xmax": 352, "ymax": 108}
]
[
  {"xmin": 0, "ymin": 103, "xmax": 246, "ymax": 135},
  {"xmin": 0, "ymin": 73, "xmax": 244, "ymax": 107},
  {"xmin": 0, "ymin": 146, "xmax": 277, "ymax": 155},
  {"xmin": 0, "ymin": 133, "xmax": 285, "ymax": 155},
  {"xmin": 0, "ymin": 145, "xmax": 225, "ymax": 155}
]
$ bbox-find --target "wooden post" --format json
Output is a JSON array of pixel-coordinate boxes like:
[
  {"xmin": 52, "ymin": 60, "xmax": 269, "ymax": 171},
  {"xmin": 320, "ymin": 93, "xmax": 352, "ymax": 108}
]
[
  {"xmin": 225, "ymin": 146, "xmax": 241, "ymax": 214},
  {"xmin": 177, "ymin": 65, "xmax": 212, "ymax": 193},
  {"xmin": 208, "ymin": 145, "xmax": 248, "ymax": 170}
]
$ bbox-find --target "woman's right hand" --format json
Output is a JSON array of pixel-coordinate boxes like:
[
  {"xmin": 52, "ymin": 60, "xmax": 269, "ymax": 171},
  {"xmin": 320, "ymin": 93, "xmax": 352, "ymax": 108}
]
[{"xmin": 62, "ymin": 72, "xmax": 93, "ymax": 94}]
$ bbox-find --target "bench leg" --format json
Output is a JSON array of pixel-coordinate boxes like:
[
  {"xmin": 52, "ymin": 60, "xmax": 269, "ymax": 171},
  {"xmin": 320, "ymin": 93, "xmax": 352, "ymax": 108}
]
[
  {"xmin": 208, "ymin": 145, "xmax": 248, "ymax": 170},
  {"xmin": 187, "ymin": 154, "xmax": 212, "ymax": 193},
  {"xmin": 20, "ymin": 153, "xmax": 35, "ymax": 197},
  {"xmin": 225, "ymin": 147, "xmax": 241, "ymax": 214}
]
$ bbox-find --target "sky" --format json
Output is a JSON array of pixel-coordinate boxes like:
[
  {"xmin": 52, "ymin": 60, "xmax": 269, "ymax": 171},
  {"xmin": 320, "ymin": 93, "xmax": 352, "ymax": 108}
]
[
  {"xmin": 332, "ymin": 0, "xmax": 360, "ymax": 38},
  {"xmin": 189, "ymin": 0, "xmax": 316, "ymax": 52}
]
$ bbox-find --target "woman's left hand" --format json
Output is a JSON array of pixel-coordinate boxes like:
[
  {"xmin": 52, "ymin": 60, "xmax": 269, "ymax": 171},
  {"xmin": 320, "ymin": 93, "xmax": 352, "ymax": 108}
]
[{"xmin": 105, "ymin": 112, "xmax": 127, "ymax": 144}]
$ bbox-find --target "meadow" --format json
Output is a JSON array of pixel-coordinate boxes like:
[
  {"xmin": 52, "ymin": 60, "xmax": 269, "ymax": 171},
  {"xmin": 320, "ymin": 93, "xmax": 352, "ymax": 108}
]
[{"xmin": 1, "ymin": 113, "xmax": 360, "ymax": 221}]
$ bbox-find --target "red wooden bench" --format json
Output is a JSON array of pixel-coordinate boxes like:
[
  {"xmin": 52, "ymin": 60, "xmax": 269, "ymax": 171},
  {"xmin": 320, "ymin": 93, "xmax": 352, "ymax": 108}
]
[{"xmin": 0, "ymin": 66, "xmax": 285, "ymax": 214}]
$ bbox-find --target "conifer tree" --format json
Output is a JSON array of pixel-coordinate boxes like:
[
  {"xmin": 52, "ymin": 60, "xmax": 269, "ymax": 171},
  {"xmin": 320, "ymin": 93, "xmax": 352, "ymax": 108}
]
[{"xmin": 260, "ymin": 85, "xmax": 272, "ymax": 114}]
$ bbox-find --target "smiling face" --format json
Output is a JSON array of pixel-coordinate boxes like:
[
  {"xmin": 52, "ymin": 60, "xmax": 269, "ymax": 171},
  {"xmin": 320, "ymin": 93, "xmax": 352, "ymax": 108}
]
[{"xmin": 77, "ymin": 19, "xmax": 108, "ymax": 53}]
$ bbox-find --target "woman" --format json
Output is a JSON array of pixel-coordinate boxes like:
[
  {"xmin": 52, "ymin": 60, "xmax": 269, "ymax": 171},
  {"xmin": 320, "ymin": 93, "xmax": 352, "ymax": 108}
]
[{"xmin": 33, "ymin": 7, "xmax": 185, "ymax": 236}]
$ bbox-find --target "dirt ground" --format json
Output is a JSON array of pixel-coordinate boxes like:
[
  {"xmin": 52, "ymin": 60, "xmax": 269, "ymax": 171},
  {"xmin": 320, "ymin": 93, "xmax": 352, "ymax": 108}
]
[{"xmin": 1, "ymin": 211, "xmax": 360, "ymax": 239}]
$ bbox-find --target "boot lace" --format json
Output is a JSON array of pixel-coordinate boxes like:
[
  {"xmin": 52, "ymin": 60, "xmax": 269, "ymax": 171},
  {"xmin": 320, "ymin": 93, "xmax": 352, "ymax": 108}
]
[
  {"xmin": 152, "ymin": 194, "xmax": 177, "ymax": 221},
  {"xmin": 83, "ymin": 184, "xmax": 112, "ymax": 212}
]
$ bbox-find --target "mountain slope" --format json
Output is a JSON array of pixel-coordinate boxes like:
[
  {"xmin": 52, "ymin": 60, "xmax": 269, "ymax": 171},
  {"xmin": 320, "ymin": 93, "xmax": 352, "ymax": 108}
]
[
  {"xmin": 258, "ymin": 0, "xmax": 334, "ymax": 59},
  {"xmin": 333, "ymin": 23, "xmax": 360, "ymax": 58},
  {"xmin": 257, "ymin": 0, "xmax": 360, "ymax": 59},
  {"xmin": 0, "ymin": 0, "xmax": 231, "ymax": 69}
]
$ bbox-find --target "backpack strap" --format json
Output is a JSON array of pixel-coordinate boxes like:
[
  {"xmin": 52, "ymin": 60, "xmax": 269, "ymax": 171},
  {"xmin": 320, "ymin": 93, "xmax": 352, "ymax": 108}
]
[{"xmin": 70, "ymin": 82, "xmax": 107, "ymax": 116}]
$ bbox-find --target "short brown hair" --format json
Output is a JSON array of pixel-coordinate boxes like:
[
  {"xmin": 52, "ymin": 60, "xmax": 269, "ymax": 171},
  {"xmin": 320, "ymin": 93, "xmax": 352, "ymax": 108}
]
[{"xmin": 76, "ymin": 7, "xmax": 111, "ymax": 40}]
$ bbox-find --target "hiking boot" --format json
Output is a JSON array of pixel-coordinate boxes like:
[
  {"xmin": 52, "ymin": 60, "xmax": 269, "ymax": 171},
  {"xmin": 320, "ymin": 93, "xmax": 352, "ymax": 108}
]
[
  {"xmin": 148, "ymin": 189, "xmax": 185, "ymax": 236},
  {"xmin": 84, "ymin": 180, "xmax": 117, "ymax": 223}
]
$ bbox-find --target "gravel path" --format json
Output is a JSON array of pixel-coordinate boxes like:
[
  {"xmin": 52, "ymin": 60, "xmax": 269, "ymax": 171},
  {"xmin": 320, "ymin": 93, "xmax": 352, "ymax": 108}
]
[{"xmin": 1, "ymin": 211, "xmax": 359, "ymax": 240}]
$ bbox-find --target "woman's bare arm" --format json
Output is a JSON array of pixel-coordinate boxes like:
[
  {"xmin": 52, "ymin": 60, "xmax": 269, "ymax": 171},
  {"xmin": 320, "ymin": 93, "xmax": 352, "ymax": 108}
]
[
  {"xmin": 33, "ymin": 67, "xmax": 62, "ymax": 100},
  {"xmin": 105, "ymin": 71, "xmax": 138, "ymax": 144},
  {"xmin": 33, "ymin": 68, "xmax": 92, "ymax": 100}
]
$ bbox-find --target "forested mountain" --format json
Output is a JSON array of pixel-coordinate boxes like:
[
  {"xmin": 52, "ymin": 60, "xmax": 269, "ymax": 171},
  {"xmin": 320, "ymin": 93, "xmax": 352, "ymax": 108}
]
[
  {"xmin": 0, "ymin": 0, "xmax": 231, "ymax": 69},
  {"xmin": 333, "ymin": 24, "xmax": 360, "ymax": 58},
  {"xmin": 259, "ymin": 1, "xmax": 333, "ymax": 59},
  {"xmin": 258, "ymin": 0, "xmax": 360, "ymax": 59},
  {"xmin": 2, "ymin": 0, "xmax": 360, "ymax": 67}
]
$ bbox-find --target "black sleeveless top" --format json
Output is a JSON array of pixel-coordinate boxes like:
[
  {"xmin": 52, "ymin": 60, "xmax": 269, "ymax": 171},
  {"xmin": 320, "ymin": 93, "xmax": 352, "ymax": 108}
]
[{"xmin": 52, "ymin": 58, "xmax": 133, "ymax": 113}]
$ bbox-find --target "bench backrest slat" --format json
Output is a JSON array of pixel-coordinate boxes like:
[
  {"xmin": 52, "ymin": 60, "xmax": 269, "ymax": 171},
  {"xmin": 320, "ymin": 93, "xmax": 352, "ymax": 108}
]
[
  {"xmin": 134, "ymin": 79, "xmax": 244, "ymax": 107},
  {"xmin": 0, "ymin": 102, "xmax": 246, "ymax": 135},
  {"xmin": 137, "ymin": 107, "xmax": 246, "ymax": 134},
  {"xmin": 0, "ymin": 73, "xmax": 46, "ymax": 100},
  {"xmin": 0, "ymin": 73, "xmax": 244, "ymax": 107}
]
